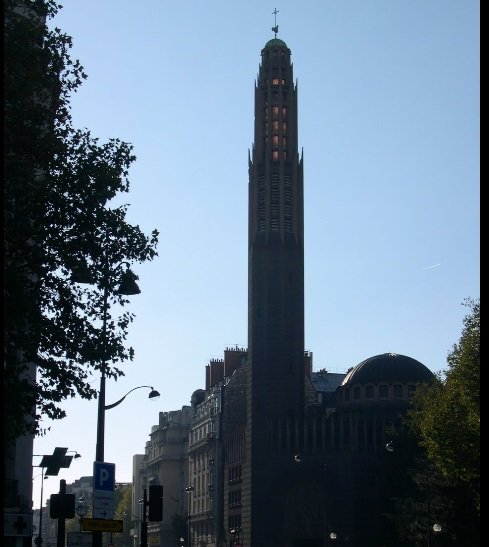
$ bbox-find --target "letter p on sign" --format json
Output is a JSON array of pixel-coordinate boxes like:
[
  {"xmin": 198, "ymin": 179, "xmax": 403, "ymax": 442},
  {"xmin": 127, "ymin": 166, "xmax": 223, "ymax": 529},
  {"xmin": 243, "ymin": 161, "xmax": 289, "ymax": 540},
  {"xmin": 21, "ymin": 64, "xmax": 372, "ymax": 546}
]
[{"xmin": 93, "ymin": 462, "xmax": 116, "ymax": 492}]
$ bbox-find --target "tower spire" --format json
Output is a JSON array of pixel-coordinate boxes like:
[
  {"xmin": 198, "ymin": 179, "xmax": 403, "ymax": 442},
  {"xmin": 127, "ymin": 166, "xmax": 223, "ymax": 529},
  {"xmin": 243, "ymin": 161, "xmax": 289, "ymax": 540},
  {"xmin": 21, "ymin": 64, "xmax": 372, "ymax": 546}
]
[{"xmin": 271, "ymin": 8, "xmax": 279, "ymax": 37}]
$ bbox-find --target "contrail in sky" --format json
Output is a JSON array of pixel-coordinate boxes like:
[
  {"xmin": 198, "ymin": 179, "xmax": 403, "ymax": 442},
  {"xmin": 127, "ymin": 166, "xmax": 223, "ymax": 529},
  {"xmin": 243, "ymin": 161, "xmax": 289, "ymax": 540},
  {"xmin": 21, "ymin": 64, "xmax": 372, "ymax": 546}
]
[{"xmin": 422, "ymin": 263, "xmax": 442, "ymax": 271}]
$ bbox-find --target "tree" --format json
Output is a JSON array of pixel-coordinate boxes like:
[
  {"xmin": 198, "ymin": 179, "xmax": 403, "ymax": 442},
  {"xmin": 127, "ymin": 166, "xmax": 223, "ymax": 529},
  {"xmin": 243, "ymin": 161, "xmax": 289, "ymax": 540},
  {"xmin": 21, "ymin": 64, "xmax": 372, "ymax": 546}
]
[
  {"xmin": 406, "ymin": 297, "xmax": 480, "ymax": 543},
  {"xmin": 4, "ymin": 0, "xmax": 159, "ymax": 443},
  {"xmin": 107, "ymin": 484, "xmax": 132, "ymax": 547}
]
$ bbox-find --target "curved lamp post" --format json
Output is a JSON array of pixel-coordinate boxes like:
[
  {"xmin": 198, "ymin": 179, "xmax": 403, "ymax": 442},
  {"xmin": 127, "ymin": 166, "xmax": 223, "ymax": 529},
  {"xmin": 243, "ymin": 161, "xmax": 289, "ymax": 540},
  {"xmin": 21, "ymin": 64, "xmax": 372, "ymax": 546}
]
[
  {"xmin": 73, "ymin": 258, "xmax": 152, "ymax": 547},
  {"xmin": 104, "ymin": 385, "xmax": 160, "ymax": 411},
  {"xmin": 100, "ymin": 384, "xmax": 159, "ymax": 463},
  {"xmin": 103, "ymin": 385, "xmax": 159, "ymax": 547}
]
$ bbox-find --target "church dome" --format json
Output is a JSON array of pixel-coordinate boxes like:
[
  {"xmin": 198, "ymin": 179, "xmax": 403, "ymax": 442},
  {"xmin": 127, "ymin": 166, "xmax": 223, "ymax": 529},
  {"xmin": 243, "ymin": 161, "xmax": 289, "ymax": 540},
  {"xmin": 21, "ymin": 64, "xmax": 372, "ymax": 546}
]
[
  {"xmin": 341, "ymin": 353, "xmax": 433, "ymax": 386},
  {"xmin": 264, "ymin": 38, "xmax": 288, "ymax": 49}
]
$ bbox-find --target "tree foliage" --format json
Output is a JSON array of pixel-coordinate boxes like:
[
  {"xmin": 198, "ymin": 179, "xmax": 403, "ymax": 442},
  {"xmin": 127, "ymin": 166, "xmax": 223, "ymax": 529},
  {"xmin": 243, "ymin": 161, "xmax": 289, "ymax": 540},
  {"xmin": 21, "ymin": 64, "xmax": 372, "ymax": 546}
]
[
  {"xmin": 4, "ymin": 0, "xmax": 159, "ymax": 443},
  {"xmin": 404, "ymin": 297, "xmax": 480, "ymax": 543}
]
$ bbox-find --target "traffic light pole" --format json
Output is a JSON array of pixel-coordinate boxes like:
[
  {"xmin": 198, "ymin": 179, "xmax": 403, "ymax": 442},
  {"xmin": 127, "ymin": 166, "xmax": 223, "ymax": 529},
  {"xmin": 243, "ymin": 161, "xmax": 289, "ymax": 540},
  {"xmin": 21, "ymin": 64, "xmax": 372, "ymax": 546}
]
[{"xmin": 56, "ymin": 480, "xmax": 67, "ymax": 547}]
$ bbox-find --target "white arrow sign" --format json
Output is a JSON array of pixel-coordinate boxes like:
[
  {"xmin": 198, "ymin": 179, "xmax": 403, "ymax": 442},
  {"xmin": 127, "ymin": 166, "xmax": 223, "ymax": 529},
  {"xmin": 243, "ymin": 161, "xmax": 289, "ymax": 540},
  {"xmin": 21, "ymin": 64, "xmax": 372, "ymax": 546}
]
[{"xmin": 92, "ymin": 491, "xmax": 115, "ymax": 520}]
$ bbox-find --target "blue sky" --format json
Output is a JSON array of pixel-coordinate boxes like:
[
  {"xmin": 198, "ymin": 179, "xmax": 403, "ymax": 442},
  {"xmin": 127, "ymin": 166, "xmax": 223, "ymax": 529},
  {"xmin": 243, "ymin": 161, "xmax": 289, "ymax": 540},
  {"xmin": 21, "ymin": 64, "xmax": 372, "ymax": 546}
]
[{"xmin": 33, "ymin": 0, "xmax": 479, "ymax": 508}]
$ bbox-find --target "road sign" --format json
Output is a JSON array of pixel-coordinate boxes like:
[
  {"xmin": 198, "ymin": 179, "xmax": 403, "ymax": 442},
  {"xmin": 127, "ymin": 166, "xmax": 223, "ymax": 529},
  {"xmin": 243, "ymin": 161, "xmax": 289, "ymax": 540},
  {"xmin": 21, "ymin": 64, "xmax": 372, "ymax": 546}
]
[
  {"xmin": 93, "ymin": 461, "xmax": 115, "ymax": 519},
  {"xmin": 93, "ymin": 462, "xmax": 115, "ymax": 491},
  {"xmin": 92, "ymin": 491, "xmax": 115, "ymax": 519},
  {"xmin": 67, "ymin": 532, "xmax": 93, "ymax": 546},
  {"xmin": 82, "ymin": 519, "xmax": 123, "ymax": 533}
]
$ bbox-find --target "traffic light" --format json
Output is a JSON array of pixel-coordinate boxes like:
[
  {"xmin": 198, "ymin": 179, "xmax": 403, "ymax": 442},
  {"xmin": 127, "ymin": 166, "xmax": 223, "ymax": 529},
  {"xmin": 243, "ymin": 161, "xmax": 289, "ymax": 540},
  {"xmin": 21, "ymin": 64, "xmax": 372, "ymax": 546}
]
[
  {"xmin": 50, "ymin": 493, "xmax": 75, "ymax": 519},
  {"xmin": 148, "ymin": 485, "xmax": 163, "ymax": 521}
]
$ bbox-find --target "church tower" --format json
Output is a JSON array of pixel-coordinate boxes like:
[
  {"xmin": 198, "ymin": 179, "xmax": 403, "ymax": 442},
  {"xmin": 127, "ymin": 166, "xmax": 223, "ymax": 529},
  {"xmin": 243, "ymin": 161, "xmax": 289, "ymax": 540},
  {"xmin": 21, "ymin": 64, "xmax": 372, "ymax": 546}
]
[
  {"xmin": 244, "ymin": 27, "xmax": 307, "ymax": 545},
  {"xmin": 248, "ymin": 34, "xmax": 305, "ymax": 418}
]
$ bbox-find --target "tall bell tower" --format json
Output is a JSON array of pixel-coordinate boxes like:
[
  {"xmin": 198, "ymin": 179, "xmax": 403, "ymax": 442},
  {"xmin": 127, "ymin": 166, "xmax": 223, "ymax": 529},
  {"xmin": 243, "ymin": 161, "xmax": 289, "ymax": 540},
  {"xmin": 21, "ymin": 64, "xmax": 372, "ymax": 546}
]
[
  {"xmin": 248, "ymin": 33, "xmax": 304, "ymax": 424},
  {"xmin": 245, "ymin": 25, "xmax": 306, "ymax": 544}
]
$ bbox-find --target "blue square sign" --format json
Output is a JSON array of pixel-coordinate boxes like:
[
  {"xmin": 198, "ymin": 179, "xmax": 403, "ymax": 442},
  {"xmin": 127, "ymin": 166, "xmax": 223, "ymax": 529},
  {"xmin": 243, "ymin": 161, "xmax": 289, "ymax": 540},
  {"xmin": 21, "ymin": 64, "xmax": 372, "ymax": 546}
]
[{"xmin": 93, "ymin": 462, "xmax": 115, "ymax": 492}]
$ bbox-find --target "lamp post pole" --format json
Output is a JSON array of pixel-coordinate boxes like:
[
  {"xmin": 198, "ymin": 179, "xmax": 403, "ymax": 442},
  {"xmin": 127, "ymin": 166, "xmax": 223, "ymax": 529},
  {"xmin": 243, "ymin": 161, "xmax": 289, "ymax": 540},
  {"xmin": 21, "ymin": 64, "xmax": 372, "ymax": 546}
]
[
  {"xmin": 72, "ymin": 258, "xmax": 148, "ymax": 547},
  {"xmin": 93, "ymin": 282, "xmax": 108, "ymax": 547},
  {"xmin": 35, "ymin": 470, "xmax": 46, "ymax": 546},
  {"xmin": 185, "ymin": 486, "xmax": 194, "ymax": 547},
  {"xmin": 96, "ymin": 282, "xmax": 109, "ymax": 464}
]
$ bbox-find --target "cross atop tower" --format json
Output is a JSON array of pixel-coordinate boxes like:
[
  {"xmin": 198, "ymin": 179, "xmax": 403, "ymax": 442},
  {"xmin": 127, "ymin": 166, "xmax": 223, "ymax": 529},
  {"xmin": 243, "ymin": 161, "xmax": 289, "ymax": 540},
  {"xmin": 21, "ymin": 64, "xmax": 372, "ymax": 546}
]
[{"xmin": 272, "ymin": 8, "xmax": 279, "ymax": 37}]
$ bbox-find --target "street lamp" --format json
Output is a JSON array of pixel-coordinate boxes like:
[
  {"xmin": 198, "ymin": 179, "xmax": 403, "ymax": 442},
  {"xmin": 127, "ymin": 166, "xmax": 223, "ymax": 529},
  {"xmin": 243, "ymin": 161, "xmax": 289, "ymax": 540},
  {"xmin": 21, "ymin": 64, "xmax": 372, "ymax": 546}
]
[
  {"xmin": 185, "ymin": 485, "xmax": 194, "ymax": 547},
  {"xmin": 73, "ymin": 259, "xmax": 142, "ymax": 547},
  {"xmin": 104, "ymin": 385, "xmax": 160, "ymax": 411},
  {"xmin": 76, "ymin": 496, "xmax": 88, "ymax": 532}
]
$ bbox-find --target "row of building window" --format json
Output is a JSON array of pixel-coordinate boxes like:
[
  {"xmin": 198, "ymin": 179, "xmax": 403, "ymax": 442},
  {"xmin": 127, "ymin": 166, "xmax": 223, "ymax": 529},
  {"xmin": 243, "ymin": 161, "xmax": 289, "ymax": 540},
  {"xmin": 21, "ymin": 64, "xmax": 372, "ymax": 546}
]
[
  {"xmin": 342, "ymin": 383, "xmax": 417, "ymax": 401},
  {"xmin": 265, "ymin": 121, "xmax": 287, "ymax": 135},
  {"xmin": 265, "ymin": 105, "xmax": 287, "ymax": 122},
  {"xmin": 191, "ymin": 454, "xmax": 213, "ymax": 474},
  {"xmin": 190, "ymin": 423, "xmax": 214, "ymax": 445}
]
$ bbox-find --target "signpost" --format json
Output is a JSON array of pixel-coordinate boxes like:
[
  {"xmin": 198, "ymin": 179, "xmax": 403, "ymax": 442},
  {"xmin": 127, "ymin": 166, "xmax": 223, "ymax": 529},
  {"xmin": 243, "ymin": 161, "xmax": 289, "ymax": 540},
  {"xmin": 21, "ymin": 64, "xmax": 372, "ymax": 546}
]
[{"xmin": 93, "ymin": 462, "xmax": 115, "ymax": 519}]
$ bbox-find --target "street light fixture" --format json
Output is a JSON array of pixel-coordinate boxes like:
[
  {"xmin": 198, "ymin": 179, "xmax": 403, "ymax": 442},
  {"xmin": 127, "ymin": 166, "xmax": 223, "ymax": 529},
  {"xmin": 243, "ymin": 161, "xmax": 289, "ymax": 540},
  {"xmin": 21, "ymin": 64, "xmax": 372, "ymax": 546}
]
[
  {"xmin": 76, "ymin": 496, "xmax": 88, "ymax": 532},
  {"xmin": 104, "ymin": 385, "xmax": 160, "ymax": 410}
]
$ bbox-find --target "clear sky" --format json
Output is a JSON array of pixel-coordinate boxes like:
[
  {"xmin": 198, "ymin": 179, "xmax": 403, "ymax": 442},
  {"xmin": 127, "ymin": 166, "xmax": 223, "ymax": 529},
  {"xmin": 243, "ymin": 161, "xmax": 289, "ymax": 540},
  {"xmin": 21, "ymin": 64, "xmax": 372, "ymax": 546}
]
[{"xmin": 33, "ymin": 0, "xmax": 479, "ymax": 509}]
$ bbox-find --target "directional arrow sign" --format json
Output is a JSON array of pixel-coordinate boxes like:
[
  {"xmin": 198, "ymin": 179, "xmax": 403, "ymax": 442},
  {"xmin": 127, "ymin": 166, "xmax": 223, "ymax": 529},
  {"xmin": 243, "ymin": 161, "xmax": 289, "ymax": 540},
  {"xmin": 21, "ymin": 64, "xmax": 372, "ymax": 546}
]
[{"xmin": 92, "ymin": 491, "xmax": 115, "ymax": 519}]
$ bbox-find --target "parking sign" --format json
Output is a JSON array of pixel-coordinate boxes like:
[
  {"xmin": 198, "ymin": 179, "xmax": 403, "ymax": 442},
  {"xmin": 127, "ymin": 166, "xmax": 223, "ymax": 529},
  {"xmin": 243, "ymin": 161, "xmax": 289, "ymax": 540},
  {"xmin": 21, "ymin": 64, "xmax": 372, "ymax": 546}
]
[
  {"xmin": 93, "ymin": 462, "xmax": 115, "ymax": 519},
  {"xmin": 93, "ymin": 462, "xmax": 115, "ymax": 491}
]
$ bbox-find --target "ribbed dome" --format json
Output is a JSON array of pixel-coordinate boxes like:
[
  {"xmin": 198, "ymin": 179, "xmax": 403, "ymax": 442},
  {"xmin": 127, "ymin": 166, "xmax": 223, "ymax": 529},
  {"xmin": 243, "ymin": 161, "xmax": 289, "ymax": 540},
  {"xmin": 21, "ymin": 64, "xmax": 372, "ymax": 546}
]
[
  {"xmin": 341, "ymin": 353, "xmax": 434, "ymax": 386},
  {"xmin": 264, "ymin": 38, "xmax": 288, "ymax": 49}
]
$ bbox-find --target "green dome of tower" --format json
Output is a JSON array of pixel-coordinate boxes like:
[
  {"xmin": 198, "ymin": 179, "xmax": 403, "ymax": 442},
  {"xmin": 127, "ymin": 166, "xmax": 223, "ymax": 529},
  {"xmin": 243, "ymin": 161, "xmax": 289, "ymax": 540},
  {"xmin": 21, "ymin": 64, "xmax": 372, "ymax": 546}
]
[{"xmin": 264, "ymin": 38, "xmax": 288, "ymax": 49}]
